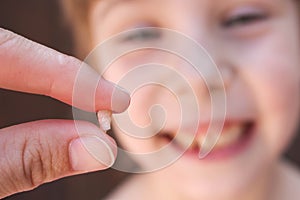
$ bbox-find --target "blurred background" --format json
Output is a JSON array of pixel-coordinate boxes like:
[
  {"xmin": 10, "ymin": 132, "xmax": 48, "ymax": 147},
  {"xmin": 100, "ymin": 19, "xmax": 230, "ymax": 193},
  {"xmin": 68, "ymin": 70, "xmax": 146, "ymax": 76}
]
[
  {"xmin": 0, "ymin": 0, "xmax": 127, "ymax": 199},
  {"xmin": 0, "ymin": 0, "xmax": 299, "ymax": 199}
]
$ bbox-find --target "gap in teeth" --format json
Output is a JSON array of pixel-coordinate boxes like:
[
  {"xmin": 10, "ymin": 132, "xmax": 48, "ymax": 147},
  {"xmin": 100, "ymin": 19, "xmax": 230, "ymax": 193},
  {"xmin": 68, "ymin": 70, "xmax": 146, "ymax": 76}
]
[{"xmin": 169, "ymin": 124, "xmax": 245, "ymax": 150}]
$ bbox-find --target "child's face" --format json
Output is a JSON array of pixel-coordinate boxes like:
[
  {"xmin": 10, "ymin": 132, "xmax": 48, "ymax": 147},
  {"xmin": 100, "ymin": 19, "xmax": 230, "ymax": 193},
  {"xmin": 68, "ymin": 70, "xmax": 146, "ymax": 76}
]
[{"xmin": 87, "ymin": 0, "xmax": 299, "ymax": 197}]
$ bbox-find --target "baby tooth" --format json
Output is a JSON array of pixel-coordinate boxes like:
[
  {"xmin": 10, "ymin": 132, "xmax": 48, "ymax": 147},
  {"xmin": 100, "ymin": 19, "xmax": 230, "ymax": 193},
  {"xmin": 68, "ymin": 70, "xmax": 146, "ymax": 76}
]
[
  {"xmin": 216, "ymin": 125, "xmax": 242, "ymax": 147},
  {"xmin": 198, "ymin": 135, "xmax": 215, "ymax": 153},
  {"xmin": 97, "ymin": 110, "xmax": 112, "ymax": 132},
  {"xmin": 174, "ymin": 133, "xmax": 196, "ymax": 149}
]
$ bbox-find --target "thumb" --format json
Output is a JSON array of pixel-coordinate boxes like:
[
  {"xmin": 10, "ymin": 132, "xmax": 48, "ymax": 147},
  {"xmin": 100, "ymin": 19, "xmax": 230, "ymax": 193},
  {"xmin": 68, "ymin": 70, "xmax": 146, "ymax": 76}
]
[{"xmin": 0, "ymin": 120, "xmax": 117, "ymax": 199}]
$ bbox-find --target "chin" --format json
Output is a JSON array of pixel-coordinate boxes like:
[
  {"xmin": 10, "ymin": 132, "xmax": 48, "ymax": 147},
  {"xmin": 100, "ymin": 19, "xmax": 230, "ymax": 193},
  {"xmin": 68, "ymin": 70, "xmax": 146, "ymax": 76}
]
[{"xmin": 150, "ymin": 126, "xmax": 273, "ymax": 200}]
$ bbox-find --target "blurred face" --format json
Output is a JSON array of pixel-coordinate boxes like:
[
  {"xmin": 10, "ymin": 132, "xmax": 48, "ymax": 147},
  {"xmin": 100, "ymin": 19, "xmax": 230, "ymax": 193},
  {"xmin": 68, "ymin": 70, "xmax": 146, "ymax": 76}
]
[{"xmin": 87, "ymin": 0, "xmax": 300, "ymax": 198}]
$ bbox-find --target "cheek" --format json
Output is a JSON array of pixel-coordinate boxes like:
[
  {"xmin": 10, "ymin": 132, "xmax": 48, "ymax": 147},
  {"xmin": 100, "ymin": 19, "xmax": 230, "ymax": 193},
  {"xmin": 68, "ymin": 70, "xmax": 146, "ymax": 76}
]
[
  {"xmin": 255, "ymin": 65, "xmax": 299, "ymax": 157},
  {"xmin": 241, "ymin": 38, "xmax": 300, "ymax": 159}
]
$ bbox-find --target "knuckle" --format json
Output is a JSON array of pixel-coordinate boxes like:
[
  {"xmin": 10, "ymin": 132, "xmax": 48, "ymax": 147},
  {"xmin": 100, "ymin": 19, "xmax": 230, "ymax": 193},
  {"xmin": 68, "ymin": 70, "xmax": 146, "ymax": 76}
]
[
  {"xmin": 0, "ymin": 130, "xmax": 56, "ymax": 195},
  {"xmin": 0, "ymin": 122, "xmax": 72, "ymax": 197},
  {"xmin": 21, "ymin": 136, "xmax": 55, "ymax": 188}
]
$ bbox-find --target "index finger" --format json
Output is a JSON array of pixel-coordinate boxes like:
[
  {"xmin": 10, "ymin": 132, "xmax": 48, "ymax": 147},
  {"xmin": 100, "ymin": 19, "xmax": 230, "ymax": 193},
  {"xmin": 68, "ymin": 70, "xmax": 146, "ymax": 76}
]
[{"xmin": 0, "ymin": 28, "xmax": 130, "ymax": 113}]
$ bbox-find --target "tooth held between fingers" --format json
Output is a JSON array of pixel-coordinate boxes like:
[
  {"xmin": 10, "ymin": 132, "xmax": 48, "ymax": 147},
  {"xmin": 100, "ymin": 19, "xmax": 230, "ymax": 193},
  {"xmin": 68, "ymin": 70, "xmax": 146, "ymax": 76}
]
[{"xmin": 97, "ymin": 110, "xmax": 112, "ymax": 132}]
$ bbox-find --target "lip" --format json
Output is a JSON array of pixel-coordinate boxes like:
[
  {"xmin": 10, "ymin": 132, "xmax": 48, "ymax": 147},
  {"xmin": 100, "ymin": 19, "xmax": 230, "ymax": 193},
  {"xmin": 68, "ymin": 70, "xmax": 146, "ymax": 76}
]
[{"xmin": 158, "ymin": 121, "xmax": 256, "ymax": 161}]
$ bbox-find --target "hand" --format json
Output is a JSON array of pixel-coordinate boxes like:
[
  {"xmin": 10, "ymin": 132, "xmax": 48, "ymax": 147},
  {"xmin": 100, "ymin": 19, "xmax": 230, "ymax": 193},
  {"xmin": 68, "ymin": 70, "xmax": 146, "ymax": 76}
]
[{"xmin": 0, "ymin": 28, "xmax": 130, "ymax": 199}]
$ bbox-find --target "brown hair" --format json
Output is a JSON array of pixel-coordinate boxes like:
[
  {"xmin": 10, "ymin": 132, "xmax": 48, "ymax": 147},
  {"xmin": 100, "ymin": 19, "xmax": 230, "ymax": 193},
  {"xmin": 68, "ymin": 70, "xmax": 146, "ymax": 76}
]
[{"xmin": 61, "ymin": 0, "xmax": 95, "ymax": 58}]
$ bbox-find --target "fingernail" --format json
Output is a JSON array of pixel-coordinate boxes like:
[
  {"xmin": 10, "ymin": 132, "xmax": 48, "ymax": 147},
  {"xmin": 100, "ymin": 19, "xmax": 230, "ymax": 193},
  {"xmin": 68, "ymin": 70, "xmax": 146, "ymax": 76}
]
[
  {"xmin": 69, "ymin": 136, "xmax": 116, "ymax": 171},
  {"xmin": 111, "ymin": 85, "xmax": 130, "ymax": 113}
]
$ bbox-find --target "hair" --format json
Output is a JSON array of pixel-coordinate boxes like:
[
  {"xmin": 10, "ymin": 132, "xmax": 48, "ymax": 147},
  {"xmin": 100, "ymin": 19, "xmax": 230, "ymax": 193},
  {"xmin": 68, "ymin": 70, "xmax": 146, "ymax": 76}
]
[
  {"xmin": 62, "ymin": 0, "xmax": 93, "ymax": 25},
  {"xmin": 62, "ymin": 0, "xmax": 300, "ymax": 58},
  {"xmin": 61, "ymin": 0, "xmax": 95, "ymax": 58}
]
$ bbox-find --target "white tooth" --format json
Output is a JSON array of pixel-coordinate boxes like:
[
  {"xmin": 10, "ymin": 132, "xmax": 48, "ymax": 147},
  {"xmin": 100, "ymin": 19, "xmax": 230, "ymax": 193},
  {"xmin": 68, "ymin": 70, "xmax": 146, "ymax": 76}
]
[
  {"xmin": 170, "ymin": 125, "xmax": 244, "ymax": 151},
  {"xmin": 173, "ymin": 133, "xmax": 196, "ymax": 149},
  {"xmin": 198, "ymin": 135, "xmax": 215, "ymax": 153},
  {"xmin": 97, "ymin": 110, "xmax": 112, "ymax": 132},
  {"xmin": 197, "ymin": 125, "xmax": 243, "ymax": 151},
  {"xmin": 214, "ymin": 125, "xmax": 243, "ymax": 148}
]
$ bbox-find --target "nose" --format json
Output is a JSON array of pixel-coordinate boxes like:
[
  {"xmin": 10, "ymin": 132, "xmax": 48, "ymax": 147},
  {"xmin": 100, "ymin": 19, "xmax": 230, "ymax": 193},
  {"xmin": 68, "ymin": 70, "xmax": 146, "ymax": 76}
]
[
  {"xmin": 156, "ymin": 30, "xmax": 236, "ymax": 121},
  {"xmin": 166, "ymin": 27, "xmax": 236, "ymax": 103},
  {"xmin": 207, "ymin": 64, "xmax": 236, "ymax": 92},
  {"xmin": 162, "ymin": 53, "xmax": 236, "ymax": 105}
]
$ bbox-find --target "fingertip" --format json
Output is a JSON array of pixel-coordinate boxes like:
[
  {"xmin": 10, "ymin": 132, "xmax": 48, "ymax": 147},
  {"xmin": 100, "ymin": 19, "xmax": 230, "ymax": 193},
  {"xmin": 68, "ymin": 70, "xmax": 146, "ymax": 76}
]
[
  {"xmin": 69, "ymin": 136, "xmax": 117, "ymax": 172},
  {"xmin": 111, "ymin": 85, "xmax": 131, "ymax": 113},
  {"xmin": 96, "ymin": 79, "xmax": 131, "ymax": 113}
]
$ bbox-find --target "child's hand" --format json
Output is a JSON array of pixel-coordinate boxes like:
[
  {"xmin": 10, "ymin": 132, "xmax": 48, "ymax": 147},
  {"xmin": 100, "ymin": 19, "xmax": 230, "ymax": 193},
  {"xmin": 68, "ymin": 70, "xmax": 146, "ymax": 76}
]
[{"xmin": 0, "ymin": 28, "xmax": 130, "ymax": 198}]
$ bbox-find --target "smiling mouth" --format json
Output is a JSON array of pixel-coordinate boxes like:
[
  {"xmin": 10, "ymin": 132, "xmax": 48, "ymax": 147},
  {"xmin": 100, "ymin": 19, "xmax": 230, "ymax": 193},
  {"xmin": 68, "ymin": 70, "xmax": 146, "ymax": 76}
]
[{"xmin": 158, "ymin": 121, "xmax": 255, "ymax": 159}]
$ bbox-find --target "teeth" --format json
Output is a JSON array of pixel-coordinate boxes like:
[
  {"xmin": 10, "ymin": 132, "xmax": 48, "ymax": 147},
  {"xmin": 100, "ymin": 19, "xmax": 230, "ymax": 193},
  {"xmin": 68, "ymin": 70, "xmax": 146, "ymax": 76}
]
[
  {"xmin": 173, "ymin": 133, "xmax": 198, "ymax": 149},
  {"xmin": 199, "ymin": 125, "xmax": 243, "ymax": 150},
  {"xmin": 97, "ymin": 110, "xmax": 112, "ymax": 132},
  {"xmin": 197, "ymin": 135, "xmax": 214, "ymax": 153},
  {"xmin": 214, "ymin": 125, "xmax": 243, "ymax": 148},
  {"xmin": 169, "ymin": 125, "xmax": 244, "ymax": 151}
]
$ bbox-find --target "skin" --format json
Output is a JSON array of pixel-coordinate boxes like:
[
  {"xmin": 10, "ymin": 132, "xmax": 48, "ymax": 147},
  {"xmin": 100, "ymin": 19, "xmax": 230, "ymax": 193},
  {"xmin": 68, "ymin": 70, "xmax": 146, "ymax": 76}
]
[
  {"xmin": 0, "ymin": 28, "xmax": 130, "ymax": 198},
  {"xmin": 87, "ymin": 0, "xmax": 300, "ymax": 199}
]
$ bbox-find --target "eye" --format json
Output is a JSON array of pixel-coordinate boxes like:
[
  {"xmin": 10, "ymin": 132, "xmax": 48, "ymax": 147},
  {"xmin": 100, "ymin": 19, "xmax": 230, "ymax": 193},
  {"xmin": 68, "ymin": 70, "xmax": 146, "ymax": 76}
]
[
  {"xmin": 222, "ymin": 7, "xmax": 268, "ymax": 28},
  {"xmin": 120, "ymin": 28, "xmax": 162, "ymax": 43}
]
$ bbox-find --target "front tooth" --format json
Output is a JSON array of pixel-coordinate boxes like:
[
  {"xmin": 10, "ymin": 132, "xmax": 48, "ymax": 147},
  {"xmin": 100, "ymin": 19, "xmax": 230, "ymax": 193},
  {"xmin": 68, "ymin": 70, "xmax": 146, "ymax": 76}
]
[
  {"xmin": 197, "ymin": 125, "xmax": 243, "ymax": 151},
  {"xmin": 214, "ymin": 125, "xmax": 243, "ymax": 148},
  {"xmin": 173, "ymin": 133, "xmax": 197, "ymax": 149},
  {"xmin": 197, "ymin": 135, "xmax": 215, "ymax": 153}
]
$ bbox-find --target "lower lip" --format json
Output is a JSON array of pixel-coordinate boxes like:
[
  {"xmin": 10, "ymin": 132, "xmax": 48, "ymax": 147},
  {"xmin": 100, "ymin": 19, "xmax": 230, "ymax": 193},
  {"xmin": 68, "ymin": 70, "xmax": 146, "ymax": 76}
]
[{"xmin": 161, "ymin": 124, "xmax": 256, "ymax": 161}]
